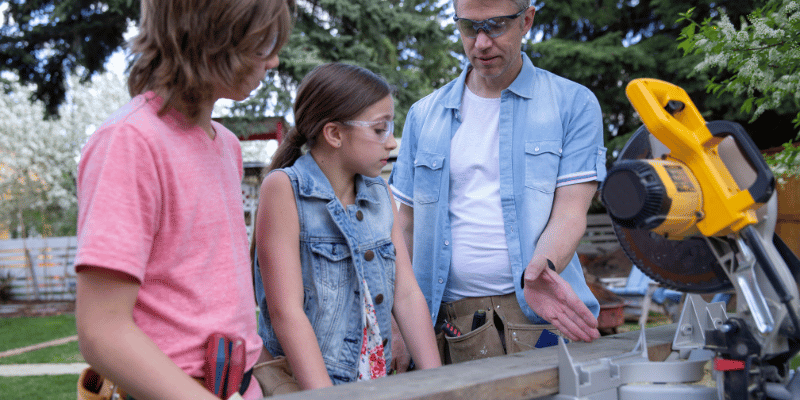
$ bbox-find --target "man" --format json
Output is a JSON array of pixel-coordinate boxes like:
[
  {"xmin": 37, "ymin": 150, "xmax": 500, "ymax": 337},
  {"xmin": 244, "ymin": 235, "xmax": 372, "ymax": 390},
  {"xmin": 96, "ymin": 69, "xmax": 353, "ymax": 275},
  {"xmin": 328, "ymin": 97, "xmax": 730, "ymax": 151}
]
[{"xmin": 389, "ymin": 0, "xmax": 605, "ymax": 365}]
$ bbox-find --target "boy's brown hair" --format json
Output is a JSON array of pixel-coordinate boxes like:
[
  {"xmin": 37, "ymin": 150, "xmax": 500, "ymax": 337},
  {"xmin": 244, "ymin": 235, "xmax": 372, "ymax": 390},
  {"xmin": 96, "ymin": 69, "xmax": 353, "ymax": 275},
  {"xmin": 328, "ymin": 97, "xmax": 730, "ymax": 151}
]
[{"xmin": 127, "ymin": 0, "xmax": 295, "ymax": 121}]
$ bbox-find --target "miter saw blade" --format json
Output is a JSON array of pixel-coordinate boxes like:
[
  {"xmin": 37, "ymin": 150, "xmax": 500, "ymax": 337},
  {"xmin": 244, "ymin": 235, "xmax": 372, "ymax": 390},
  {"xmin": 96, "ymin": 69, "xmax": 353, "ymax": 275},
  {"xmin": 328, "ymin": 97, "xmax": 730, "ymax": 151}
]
[{"xmin": 610, "ymin": 126, "xmax": 734, "ymax": 293}]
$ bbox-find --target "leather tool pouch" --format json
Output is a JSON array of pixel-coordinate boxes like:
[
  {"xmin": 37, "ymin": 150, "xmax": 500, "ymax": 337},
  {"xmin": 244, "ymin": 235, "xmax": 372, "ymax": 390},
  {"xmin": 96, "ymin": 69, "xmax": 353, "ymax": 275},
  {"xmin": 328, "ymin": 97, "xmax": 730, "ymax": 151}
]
[{"xmin": 251, "ymin": 356, "xmax": 301, "ymax": 397}]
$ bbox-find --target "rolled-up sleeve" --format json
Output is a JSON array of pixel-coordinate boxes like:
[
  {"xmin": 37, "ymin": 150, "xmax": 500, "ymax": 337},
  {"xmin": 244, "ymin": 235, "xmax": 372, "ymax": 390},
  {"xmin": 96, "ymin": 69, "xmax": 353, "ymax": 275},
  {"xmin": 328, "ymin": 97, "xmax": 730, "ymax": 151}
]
[
  {"xmin": 556, "ymin": 87, "xmax": 607, "ymax": 188},
  {"xmin": 388, "ymin": 105, "xmax": 420, "ymax": 207}
]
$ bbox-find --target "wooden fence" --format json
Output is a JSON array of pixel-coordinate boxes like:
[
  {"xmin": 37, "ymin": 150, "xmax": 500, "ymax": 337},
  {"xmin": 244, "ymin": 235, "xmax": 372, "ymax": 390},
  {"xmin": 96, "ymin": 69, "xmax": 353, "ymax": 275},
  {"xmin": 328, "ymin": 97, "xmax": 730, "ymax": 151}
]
[
  {"xmin": 0, "ymin": 236, "xmax": 78, "ymax": 301},
  {"xmin": 777, "ymin": 177, "xmax": 800, "ymax": 256}
]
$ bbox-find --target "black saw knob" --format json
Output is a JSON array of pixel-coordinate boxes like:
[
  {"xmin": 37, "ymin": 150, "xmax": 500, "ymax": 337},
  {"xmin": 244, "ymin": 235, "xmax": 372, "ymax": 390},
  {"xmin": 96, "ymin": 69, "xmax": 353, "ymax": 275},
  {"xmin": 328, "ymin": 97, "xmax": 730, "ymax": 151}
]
[{"xmin": 601, "ymin": 160, "xmax": 670, "ymax": 230}]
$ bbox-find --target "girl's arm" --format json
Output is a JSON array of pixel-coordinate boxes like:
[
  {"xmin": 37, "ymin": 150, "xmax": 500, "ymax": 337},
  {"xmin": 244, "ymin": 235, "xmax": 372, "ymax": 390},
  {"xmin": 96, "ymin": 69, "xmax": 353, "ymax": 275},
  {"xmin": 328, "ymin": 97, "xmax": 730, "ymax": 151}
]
[
  {"xmin": 256, "ymin": 172, "xmax": 333, "ymax": 390},
  {"xmin": 76, "ymin": 268, "xmax": 219, "ymax": 400},
  {"xmin": 388, "ymin": 193, "xmax": 442, "ymax": 370}
]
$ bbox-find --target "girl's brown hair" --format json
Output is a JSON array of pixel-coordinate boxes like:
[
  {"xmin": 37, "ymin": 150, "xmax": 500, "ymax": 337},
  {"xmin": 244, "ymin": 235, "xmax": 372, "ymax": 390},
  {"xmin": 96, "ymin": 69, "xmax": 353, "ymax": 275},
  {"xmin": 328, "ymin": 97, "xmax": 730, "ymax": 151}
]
[
  {"xmin": 127, "ymin": 0, "xmax": 295, "ymax": 121},
  {"xmin": 269, "ymin": 63, "xmax": 394, "ymax": 171}
]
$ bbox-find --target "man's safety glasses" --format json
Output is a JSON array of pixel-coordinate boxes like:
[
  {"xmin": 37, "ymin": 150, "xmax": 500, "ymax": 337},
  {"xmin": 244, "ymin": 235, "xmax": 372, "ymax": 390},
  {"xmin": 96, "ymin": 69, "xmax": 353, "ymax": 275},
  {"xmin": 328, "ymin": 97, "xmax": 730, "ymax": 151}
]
[
  {"xmin": 453, "ymin": 8, "xmax": 527, "ymax": 39},
  {"xmin": 342, "ymin": 120, "xmax": 395, "ymax": 143}
]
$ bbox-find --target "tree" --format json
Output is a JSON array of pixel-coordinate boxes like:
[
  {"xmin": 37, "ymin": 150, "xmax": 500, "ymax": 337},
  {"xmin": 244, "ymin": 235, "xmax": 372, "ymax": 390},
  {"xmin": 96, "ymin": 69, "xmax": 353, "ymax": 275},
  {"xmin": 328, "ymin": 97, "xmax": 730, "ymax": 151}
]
[
  {"xmin": 0, "ymin": 0, "xmax": 136, "ymax": 117},
  {"xmin": 678, "ymin": 0, "xmax": 800, "ymax": 177},
  {"xmin": 227, "ymin": 0, "xmax": 462, "ymax": 130},
  {"xmin": 1, "ymin": 0, "xmax": 461, "ymax": 131},
  {"xmin": 0, "ymin": 72, "xmax": 130, "ymax": 237},
  {"xmin": 523, "ymin": 0, "xmax": 797, "ymax": 159},
  {"xmin": 4, "ymin": 0, "xmax": 793, "ymax": 161}
]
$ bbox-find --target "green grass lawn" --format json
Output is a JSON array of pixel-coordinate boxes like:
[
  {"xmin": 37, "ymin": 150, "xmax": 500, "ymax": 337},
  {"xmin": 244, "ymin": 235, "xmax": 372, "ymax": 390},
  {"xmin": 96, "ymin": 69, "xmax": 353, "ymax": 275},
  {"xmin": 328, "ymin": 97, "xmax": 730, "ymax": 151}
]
[
  {"xmin": 0, "ymin": 314, "xmax": 81, "ymax": 400},
  {"xmin": 0, "ymin": 341, "xmax": 83, "ymax": 365},
  {"xmin": 0, "ymin": 374, "xmax": 79, "ymax": 400},
  {"xmin": 0, "ymin": 314, "xmax": 77, "ymax": 352}
]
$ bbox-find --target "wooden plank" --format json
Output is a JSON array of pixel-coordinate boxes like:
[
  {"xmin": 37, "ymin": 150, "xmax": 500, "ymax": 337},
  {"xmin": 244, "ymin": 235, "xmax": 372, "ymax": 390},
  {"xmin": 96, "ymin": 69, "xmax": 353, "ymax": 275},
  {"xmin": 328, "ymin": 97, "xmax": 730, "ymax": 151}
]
[{"xmin": 269, "ymin": 324, "xmax": 677, "ymax": 400}]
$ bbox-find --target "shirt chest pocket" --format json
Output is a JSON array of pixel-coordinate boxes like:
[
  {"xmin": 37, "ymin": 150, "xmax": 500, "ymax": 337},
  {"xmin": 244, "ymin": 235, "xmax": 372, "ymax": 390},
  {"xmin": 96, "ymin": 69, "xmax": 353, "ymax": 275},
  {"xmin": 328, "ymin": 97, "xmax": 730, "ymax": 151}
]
[
  {"xmin": 309, "ymin": 242, "xmax": 355, "ymax": 290},
  {"xmin": 525, "ymin": 141, "xmax": 562, "ymax": 193},
  {"xmin": 413, "ymin": 152, "xmax": 446, "ymax": 204}
]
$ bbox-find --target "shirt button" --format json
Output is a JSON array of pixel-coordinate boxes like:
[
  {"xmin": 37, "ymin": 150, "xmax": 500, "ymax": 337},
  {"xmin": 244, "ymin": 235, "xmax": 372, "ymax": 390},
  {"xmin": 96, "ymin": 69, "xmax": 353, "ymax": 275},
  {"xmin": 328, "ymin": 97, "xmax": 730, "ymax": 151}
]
[
  {"xmin": 356, "ymin": 210, "xmax": 364, "ymax": 221},
  {"xmin": 438, "ymin": 278, "xmax": 444, "ymax": 284},
  {"xmin": 364, "ymin": 250, "xmax": 375, "ymax": 261},
  {"xmin": 534, "ymin": 146, "xmax": 540, "ymax": 152},
  {"xmin": 444, "ymin": 240, "xmax": 449, "ymax": 246},
  {"xmin": 375, "ymin": 294, "xmax": 384, "ymax": 304},
  {"xmin": 432, "ymin": 161, "xmax": 437, "ymax": 167},
  {"xmin": 559, "ymin": 148, "xmax": 563, "ymax": 153}
]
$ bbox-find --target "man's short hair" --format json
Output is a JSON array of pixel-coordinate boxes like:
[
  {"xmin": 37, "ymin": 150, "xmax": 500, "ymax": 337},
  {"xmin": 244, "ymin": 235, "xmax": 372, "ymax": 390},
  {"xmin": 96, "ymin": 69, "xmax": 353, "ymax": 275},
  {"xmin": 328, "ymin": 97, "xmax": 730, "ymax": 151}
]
[{"xmin": 453, "ymin": 0, "xmax": 530, "ymax": 13}]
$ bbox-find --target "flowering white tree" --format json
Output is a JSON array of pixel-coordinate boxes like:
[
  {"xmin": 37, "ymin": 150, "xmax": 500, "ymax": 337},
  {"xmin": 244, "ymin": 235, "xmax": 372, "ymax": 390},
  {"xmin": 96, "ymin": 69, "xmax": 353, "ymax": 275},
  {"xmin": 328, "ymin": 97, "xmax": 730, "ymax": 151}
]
[
  {"xmin": 0, "ymin": 72, "xmax": 130, "ymax": 237},
  {"xmin": 679, "ymin": 0, "xmax": 800, "ymax": 177}
]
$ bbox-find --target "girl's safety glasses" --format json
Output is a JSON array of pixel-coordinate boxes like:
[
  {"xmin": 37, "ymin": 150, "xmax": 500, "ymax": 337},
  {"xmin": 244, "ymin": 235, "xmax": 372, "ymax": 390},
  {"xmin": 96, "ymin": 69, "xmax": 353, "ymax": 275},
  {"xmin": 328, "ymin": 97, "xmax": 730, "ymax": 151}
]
[
  {"xmin": 453, "ymin": 8, "xmax": 527, "ymax": 39},
  {"xmin": 343, "ymin": 120, "xmax": 395, "ymax": 143}
]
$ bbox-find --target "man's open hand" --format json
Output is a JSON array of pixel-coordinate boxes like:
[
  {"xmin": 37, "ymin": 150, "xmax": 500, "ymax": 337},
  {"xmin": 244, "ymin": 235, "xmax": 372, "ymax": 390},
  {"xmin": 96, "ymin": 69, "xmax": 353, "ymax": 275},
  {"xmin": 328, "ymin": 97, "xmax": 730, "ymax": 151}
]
[{"xmin": 522, "ymin": 262, "xmax": 600, "ymax": 343}]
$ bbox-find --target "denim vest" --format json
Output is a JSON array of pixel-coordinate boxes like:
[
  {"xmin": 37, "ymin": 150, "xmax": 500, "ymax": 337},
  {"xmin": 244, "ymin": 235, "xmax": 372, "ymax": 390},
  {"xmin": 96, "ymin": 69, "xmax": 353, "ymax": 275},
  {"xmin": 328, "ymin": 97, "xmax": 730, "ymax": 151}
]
[{"xmin": 255, "ymin": 153, "xmax": 396, "ymax": 384}]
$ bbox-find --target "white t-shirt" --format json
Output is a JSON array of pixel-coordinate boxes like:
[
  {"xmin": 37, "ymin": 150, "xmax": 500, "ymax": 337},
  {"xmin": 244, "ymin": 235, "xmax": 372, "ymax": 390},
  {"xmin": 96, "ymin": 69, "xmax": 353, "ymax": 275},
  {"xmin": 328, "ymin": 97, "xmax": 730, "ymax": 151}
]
[{"xmin": 442, "ymin": 86, "xmax": 514, "ymax": 302}]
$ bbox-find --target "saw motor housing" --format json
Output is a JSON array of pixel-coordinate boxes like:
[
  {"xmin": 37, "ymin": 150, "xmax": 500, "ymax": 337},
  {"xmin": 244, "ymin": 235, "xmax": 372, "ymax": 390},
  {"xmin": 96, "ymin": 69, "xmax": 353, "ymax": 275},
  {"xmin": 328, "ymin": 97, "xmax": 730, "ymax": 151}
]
[
  {"xmin": 602, "ymin": 78, "xmax": 774, "ymax": 241},
  {"xmin": 602, "ymin": 158, "xmax": 703, "ymax": 239}
]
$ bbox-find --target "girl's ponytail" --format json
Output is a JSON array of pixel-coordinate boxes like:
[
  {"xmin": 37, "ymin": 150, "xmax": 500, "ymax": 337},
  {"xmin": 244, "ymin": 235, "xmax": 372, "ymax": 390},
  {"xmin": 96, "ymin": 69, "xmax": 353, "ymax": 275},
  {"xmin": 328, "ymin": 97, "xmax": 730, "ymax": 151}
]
[{"xmin": 268, "ymin": 127, "xmax": 307, "ymax": 171}]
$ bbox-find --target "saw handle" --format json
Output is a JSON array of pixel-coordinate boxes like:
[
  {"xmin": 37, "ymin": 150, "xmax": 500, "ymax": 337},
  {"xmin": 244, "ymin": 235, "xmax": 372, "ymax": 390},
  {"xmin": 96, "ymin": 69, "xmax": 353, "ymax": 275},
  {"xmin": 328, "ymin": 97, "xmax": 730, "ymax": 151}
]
[{"xmin": 706, "ymin": 120, "xmax": 775, "ymax": 204}]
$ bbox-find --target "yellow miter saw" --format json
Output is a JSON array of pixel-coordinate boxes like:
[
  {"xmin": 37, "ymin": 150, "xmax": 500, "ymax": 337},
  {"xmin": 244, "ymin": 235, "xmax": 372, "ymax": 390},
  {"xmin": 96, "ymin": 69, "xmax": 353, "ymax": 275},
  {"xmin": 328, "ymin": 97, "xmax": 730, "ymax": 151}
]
[{"xmin": 546, "ymin": 79, "xmax": 800, "ymax": 400}]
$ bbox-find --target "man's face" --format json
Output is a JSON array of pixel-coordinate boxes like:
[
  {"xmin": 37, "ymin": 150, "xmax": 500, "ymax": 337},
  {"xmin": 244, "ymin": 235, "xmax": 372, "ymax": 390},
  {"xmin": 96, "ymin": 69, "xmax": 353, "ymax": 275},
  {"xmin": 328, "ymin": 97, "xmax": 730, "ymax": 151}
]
[{"xmin": 455, "ymin": 0, "xmax": 533, "ymax": 83}]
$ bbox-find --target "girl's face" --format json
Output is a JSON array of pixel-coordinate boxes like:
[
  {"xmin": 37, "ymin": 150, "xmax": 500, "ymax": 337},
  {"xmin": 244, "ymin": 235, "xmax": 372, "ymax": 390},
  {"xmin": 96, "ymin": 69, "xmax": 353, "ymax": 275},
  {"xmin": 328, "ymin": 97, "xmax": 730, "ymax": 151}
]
[{"xmin": 340, "ymin": 95, "xmax": 398, "ymax": 178}]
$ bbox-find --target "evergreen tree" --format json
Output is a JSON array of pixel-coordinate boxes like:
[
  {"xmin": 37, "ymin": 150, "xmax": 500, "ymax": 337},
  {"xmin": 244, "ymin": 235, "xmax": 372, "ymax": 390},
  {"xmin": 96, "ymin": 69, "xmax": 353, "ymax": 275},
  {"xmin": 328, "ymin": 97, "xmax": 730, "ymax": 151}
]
[
  {"xmin": 0, "ymin": 0, "xmax": 135, "ymax": 117},
  {"xmin": 525, "ymin": 0, "xmax": 794, "ymax": 156},
  {"xmin": 1, "ymin": 0, "xmax": 461, "ymax": 131},
  {"xmin": 228, "ymin": 0, "xmax": 462, "ymax": 131}
]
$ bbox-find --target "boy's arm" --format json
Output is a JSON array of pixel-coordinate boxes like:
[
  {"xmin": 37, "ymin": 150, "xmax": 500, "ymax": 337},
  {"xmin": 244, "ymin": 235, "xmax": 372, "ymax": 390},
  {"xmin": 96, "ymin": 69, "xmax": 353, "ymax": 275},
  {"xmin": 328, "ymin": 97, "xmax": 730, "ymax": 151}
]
[
  {"xmin": 256, "ymin": 172, "xmax": 333, "ymax": 390},
  {"xmin": 76, "ymin": 268, "xmax": 220, "ymax": 400}
]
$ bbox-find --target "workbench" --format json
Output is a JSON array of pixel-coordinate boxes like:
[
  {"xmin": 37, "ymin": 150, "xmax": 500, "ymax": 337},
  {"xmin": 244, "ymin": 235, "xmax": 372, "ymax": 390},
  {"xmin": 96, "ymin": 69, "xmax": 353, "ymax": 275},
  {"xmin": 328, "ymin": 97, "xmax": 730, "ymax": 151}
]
[{"xmin": 268, "ymin": 324, "xmax": 678, "ymax": 400}]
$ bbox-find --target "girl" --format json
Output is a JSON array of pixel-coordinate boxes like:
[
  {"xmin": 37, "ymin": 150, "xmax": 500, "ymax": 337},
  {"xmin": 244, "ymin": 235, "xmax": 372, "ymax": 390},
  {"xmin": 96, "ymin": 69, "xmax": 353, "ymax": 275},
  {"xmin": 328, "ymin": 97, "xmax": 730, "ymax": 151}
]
[
  {"xmin": 254, "ymin": 63, "xmax": 441, "ymax": 389},
  {"xmin": 73, "ymin": 0, "xmax": 293, "ymax": 399}
]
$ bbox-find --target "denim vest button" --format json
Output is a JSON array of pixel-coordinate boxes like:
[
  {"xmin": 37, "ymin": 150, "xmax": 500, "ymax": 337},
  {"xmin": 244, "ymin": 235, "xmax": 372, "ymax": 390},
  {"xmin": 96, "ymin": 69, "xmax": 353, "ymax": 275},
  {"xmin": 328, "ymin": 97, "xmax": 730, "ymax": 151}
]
[
  {"xmin": 364, "ymin": 250, "xmax": 375, "ymax": 261},
  {"xmin": 356, "ymin": 210, "xmax": 364, "ymax": 221},
  {"xmin": 375, "ymin": 293, "xmax": 384, "ymax": 304}
]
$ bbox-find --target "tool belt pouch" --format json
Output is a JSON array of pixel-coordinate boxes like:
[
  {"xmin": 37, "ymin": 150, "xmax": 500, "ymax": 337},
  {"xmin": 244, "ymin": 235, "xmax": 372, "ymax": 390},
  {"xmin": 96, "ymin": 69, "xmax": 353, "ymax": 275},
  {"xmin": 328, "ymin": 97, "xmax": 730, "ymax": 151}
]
[
  {"xmin": 505, "ymin": 322, "xmax": 562, "ymax": 354},
  {"xmin": 204, "ymin": 333, "xmax": 246, "ymax": 399},
  {"xmin": 77, "ymin": 367, "xmax": 128, "ymax": 400},
  {"xmin": 252, "ymin": 356, "xmax": 301, "ymax": 397},
  {"xmin": 434, "ymin": 330, "xmax": 448, "ymax": 365},
  {"xmin": 444, "ymin": 308, "xmax": 504, "ymax": 364}
]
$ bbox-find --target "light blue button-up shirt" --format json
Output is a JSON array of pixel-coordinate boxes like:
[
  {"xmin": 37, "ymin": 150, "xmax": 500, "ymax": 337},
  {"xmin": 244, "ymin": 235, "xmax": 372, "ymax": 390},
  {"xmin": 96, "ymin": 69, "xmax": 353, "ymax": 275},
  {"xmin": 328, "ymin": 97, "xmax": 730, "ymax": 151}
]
[{"xmin": 389, "ymin": 53, "xmax": 606, "ymax": 324}]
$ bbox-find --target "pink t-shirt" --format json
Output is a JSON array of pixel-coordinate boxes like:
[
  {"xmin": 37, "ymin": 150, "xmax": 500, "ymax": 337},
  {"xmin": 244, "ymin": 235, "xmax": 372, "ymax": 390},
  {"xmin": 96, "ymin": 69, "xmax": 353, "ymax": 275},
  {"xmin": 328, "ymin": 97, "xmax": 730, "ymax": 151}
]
[{"xmin": 75, "ymin": 92, "xmax": 262, "ymax": 397}]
